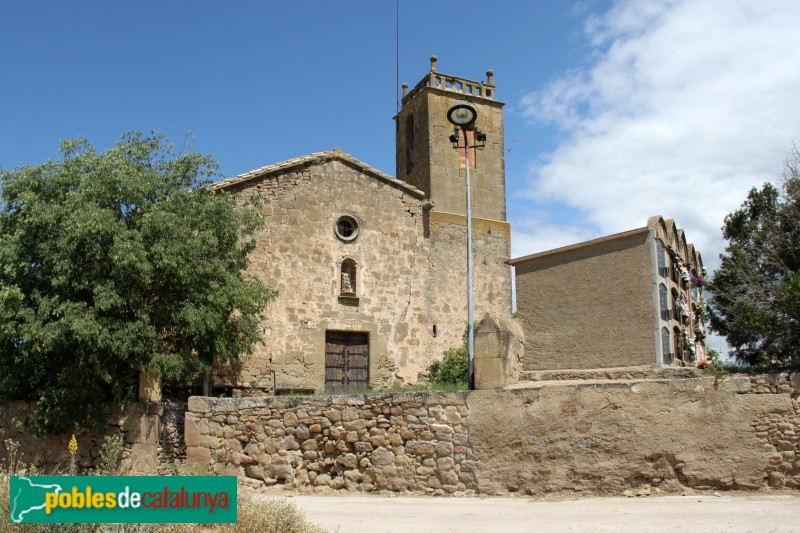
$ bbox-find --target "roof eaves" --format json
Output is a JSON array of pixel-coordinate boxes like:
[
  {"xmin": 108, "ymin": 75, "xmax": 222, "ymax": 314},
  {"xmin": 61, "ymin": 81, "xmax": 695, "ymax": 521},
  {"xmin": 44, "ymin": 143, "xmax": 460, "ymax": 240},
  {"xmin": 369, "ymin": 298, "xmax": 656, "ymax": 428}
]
[
  {"xmin": 210, "ymin": 149, "xmax": 425, "ymax": 198},
  {"xmin": 509, "ymin": 226, "xmax": 649, "ymax": 266}
]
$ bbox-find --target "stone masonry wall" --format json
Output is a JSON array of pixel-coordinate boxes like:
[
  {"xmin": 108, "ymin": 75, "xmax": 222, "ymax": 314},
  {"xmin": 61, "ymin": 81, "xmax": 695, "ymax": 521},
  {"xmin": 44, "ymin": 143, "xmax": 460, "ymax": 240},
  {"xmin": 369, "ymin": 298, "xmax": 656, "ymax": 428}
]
[
  {"xmin": 185, "ymin": 373, "xmax": 800, "ymax": 495},
  {"xmin": 185, "ymin": 392, "xmax": 475, "ymax": 495},
  {"xmin": 221, "ymin": 157, "xmax": 426, "ymax": 390},
  {"xmin": 0, "ymin": 401, "xmax": 167, "ymax": 474},
  {"xmin": 219, "ymin": 153, "xmax": 512, "ymax": 392}
]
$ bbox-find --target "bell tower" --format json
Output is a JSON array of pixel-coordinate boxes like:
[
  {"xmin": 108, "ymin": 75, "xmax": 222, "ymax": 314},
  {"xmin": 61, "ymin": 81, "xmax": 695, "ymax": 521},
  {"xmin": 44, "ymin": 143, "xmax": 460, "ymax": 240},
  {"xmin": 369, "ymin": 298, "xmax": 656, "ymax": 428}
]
[
  {"xmin": 396, "ymin": 56, "xmax": 506, "ymax": 222},
  {"xmin": 395, "ymin": 57, "xmax": 513, "ymax": 338}
]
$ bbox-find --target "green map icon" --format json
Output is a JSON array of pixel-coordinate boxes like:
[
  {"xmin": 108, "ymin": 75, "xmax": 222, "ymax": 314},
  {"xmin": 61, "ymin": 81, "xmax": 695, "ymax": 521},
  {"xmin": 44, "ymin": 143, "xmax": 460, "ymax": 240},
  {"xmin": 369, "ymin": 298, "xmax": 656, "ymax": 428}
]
[{"xmin": 9, "ymin": 476, "xmax": 237, "ymax": 524}]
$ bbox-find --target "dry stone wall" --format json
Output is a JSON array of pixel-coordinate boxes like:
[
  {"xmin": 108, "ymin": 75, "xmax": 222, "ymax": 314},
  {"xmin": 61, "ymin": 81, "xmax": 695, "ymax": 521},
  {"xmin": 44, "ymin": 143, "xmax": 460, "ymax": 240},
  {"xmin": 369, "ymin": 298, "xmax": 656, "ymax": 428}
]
[
  {"xmin": 185, "ymin": 392, "xmax": 476, "ymax": 495},
  {"xmin": 185, "ymin": 373, "xmax": 800, "ymax": 495},
  {"xmin": 0, "ymin": 401, "xmax": 169, "ymax": 474}
]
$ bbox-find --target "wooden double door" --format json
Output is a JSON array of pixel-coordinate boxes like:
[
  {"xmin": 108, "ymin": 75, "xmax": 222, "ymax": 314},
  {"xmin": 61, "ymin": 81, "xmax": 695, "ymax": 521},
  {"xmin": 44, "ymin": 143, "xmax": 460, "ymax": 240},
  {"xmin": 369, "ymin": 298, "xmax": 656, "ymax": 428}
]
[{"xmin": 325, "ymin": 331, "xmax": 369, "ymax": 391}]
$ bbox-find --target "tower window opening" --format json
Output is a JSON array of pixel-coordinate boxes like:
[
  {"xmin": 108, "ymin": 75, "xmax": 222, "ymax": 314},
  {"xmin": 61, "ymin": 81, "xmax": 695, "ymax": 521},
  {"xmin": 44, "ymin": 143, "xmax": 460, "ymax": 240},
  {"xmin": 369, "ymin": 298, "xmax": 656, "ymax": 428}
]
[{"xmin": 405, "ymin": 114, "xmax": 415, "ymax": 175}]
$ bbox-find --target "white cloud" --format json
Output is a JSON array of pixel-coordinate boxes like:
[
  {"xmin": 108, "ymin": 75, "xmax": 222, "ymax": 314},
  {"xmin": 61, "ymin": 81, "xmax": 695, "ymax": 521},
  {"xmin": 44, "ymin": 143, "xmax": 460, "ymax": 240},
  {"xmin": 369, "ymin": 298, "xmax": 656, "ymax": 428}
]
[
  {"xmin": 518, "ymin": 0, "xmax": 800, "ymax": 271},
  {"xmin": 510, "ymin": 212, "xmax": 597, "ymax": 259}
]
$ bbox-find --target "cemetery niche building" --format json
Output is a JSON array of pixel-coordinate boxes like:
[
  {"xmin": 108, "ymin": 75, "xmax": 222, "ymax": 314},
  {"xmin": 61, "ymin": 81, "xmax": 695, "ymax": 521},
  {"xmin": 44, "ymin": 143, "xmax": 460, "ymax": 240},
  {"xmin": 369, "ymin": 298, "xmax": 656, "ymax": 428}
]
[{"xmin": 510, "ymin": 216, "xmax": 707, "ymax": 374}]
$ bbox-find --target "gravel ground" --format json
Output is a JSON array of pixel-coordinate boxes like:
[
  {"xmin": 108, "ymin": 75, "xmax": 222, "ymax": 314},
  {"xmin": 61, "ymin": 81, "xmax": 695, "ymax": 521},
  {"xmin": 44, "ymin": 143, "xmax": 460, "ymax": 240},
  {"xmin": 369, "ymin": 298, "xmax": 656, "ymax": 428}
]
[{"xmin": 254, "ymin": 491, "xmax": 800, "ymax": 533}]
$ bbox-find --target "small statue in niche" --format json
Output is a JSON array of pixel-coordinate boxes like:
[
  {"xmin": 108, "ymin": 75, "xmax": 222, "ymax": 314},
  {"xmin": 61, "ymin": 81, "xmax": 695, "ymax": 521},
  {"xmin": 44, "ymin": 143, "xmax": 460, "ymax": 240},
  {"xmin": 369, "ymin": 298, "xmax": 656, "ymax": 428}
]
[
  {"xmin": 340, "ymin": 259, "xmax": 357, "ymax": 296},
  {"xmin": 341, "ymin": 270, "xmax": 354, "ymax": 294}
]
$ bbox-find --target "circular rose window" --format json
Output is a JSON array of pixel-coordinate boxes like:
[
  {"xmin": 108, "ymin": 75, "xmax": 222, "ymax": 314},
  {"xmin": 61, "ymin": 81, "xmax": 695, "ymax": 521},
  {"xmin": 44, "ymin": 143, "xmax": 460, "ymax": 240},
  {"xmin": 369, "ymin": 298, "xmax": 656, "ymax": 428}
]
[{"xmin": 335, "ymin": 216, "xmax": 359, "ymax": 241}]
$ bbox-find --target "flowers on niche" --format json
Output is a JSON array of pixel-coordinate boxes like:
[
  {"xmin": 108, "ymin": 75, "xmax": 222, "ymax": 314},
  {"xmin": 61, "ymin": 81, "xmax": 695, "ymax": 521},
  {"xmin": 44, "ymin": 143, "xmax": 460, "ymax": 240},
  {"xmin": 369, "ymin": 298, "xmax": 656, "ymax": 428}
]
[
  {"xmin": 675, "ymin": 255, "xmax": 691, "ymax": 285},
  {"xmin": 678, "ymin": 294, "xmax": 690, "ymax": 320}
]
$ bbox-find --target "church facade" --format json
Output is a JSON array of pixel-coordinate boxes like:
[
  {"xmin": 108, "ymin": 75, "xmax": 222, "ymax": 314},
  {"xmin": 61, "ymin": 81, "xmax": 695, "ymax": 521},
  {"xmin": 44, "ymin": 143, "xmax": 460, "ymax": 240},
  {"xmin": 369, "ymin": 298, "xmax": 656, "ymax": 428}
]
[{"xmin": 212, "ymin": 58, "xmax": 513, "ymax": 393}]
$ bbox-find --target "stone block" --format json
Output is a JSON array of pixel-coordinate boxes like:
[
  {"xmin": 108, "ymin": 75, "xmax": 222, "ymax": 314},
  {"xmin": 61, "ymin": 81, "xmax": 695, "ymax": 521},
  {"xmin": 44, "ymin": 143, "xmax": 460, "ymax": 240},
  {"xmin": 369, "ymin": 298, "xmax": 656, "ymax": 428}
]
[
  {"xmin": 126, "ymin": 444, "xmax": 157, "ymax": 474},
  {"xmin": 715, "ymin": 376, "xmax": 752, "ymax": 394},
  {"xmin": 125, "ymin": 414, "xmax": 159, "ymax": 445},
  {"xmin": 354, "ymin": 442, "xmax": 373, "ymax": 453},
  {"xmin": 272, "ymin": 463, "xmax": 294, "ymax": 480},
  {"xmin": 280, "ymin": 435, "xmax": 300, "ymax": 450},
  {"xmin": 283, "ymin": 412, "xmax": 299, "ymax": 427},
  {"xmin": 436, "ymin": 441, "xmax": 454, "ymax": 456},
  {"xmin": 245, "ymin": 465, "xmax": 265, "ymax": 480},
  {"xmin": 185, "ymin": 447, "xmax": 212, "ymax": 471},
  {"xmin": 405, "ymin": 441, "xmax": 436, "ymax": 456},
  {"xmin": 371, "ymin": 448, "xmax": 395, "ymax": 466},
  {"xmin": 336, "ymin": 453, "xmax": 358, "ymax": 470},
  {"xmin": 474, "ymin": 313, "xmax": 523, "ymax": 389},
  {"xmin": 475, "ymin": 359, "xmax": 505, "ymax": 391},
  {"xmin": 138, "ymin": 372, "xmax": 161, "ymax": 402},
  {"xmin": 188, "ymin": 396, "xmax": 213, "ymax": 413},
  {"xmin": 344, "ymin": 419, "xmax": 367, "ymax": 431}
]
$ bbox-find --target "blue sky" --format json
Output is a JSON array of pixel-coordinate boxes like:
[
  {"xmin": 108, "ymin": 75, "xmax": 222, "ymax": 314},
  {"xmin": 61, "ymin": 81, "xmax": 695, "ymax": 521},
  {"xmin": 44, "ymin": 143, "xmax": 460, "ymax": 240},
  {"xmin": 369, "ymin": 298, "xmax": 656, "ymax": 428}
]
[
  {"xmin": 0, "ymin": 1, "xmax": 602, "ymax": 243},
  {"xmin": 2, "ymin": 0, "xmax": 799, "ymax": 274}
]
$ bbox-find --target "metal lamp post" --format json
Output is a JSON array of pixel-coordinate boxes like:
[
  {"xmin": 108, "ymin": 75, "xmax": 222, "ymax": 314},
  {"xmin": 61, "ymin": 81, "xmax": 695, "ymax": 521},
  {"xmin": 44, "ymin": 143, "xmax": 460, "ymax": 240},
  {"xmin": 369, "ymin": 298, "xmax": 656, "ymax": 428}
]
[{"xmin": 446, "ymin": 102, "xmax": 484, "ymax": 390}]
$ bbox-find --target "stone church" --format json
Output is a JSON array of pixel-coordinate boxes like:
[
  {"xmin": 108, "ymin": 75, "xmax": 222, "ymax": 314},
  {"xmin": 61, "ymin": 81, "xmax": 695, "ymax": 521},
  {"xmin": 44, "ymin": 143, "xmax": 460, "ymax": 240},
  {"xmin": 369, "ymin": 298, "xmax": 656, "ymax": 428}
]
[{"xmin": 212, "ymin": 57, "xmax": 513, "ymax": 393}]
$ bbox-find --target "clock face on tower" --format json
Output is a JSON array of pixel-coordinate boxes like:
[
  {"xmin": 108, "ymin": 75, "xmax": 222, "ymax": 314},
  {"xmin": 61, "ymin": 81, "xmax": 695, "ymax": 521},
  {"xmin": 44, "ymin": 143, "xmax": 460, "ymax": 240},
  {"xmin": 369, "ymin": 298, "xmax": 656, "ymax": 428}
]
[{"xmin": 447, "ymin": 103, "xmax": 478, "ymax": 127}]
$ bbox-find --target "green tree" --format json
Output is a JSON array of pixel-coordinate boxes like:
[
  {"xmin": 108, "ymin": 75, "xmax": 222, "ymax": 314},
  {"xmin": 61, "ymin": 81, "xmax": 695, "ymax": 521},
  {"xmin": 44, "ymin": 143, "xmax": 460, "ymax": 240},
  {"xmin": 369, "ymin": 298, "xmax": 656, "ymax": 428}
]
[
  {"xmin": 0, "ymin": 133, "xmax": 276, "ymax": 434},
  {"xmin": 709, "ymin": 146, "xmax": 800, "ymax": 369}
]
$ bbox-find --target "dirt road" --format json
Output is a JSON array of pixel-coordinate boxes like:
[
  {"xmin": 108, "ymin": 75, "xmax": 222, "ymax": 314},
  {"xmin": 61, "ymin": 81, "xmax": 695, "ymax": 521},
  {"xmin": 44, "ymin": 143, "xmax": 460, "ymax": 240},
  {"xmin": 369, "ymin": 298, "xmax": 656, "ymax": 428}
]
[{"xmin": 277, "ymin": 493, "xmax": 800, "ymax": 533}]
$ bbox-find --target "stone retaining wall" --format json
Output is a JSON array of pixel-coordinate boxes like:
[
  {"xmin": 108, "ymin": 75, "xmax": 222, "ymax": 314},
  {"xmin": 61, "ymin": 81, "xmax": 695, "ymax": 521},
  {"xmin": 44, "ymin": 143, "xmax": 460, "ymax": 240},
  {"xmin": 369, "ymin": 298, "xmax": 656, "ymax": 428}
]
[
  {"xmin": 3, "ymin": 373, "xmax": 798, "ymax": 496},
  {"xmin": 185, "ymin": 393, "xmax": 475, "ymax": 495},
  {"xmin": 0, "ymin": 401, "xmax": 187, "ymax": 475},
  {"xmin": 0, "ymin": 401, "xmax": 162, "ymax": 474},
  {"xmin": 185, "ymin": 373, "xmax": 800, "ymax": 495},
  {"xmin": 471, "ymin": 373, "xmax": 799, "ymax": 494}
]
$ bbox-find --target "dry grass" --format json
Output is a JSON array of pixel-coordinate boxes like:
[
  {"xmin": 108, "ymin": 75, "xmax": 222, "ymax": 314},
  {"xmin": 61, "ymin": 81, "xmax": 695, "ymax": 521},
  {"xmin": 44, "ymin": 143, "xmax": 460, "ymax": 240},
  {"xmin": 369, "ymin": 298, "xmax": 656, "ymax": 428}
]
[
  {"xmin": 233, "ymin": 493, "xmax": 326, "ymax": 533},
  {"xmin": 1, "ymin": 439, "xmax": 326, "ymax": 533}
]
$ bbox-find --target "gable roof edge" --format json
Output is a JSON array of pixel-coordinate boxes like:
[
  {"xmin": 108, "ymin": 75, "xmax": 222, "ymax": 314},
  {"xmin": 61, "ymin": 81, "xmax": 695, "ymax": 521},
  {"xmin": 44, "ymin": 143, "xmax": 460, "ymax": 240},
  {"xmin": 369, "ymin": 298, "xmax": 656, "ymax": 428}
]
[{"xmin": 211, "ymin": 149, "xmax": 425, "ymax": 199}]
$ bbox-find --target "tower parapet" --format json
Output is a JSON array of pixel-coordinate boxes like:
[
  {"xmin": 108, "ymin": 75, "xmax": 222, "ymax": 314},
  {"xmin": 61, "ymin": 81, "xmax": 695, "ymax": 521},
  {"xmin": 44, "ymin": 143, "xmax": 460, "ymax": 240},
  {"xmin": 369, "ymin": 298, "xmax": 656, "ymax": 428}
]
[
  {"xmin": 402, "ymin": 56, "xmax": 497, "ymax": 103},
  {"xmin": 396, "ymin": 56, "xmax": 506, "ymax": 222}
]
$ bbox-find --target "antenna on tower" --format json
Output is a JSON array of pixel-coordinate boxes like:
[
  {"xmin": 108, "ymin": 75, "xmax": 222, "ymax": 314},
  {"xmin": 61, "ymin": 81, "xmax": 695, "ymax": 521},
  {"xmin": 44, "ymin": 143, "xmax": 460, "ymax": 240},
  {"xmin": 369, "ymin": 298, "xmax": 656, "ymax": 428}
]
[{"xmin": 396, "ymin": 0, "xmax": 400, "ymax": 114}]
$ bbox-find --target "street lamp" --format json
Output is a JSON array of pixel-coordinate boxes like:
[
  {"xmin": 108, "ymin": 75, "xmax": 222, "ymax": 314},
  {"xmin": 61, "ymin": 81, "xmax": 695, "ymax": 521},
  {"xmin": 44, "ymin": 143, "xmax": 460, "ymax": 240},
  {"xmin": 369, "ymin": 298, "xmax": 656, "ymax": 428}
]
[{"xmin": 446, "ymin": 102, "xmax": 486, "ymax": 390}]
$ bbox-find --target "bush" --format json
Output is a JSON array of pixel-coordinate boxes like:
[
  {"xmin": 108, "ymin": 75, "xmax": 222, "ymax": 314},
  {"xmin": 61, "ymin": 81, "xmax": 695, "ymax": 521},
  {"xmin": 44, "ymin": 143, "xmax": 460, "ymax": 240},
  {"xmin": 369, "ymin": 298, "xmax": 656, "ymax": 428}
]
[{"xmin": 428, "ymin": 346, "xmax": 468, "ymax": 385}]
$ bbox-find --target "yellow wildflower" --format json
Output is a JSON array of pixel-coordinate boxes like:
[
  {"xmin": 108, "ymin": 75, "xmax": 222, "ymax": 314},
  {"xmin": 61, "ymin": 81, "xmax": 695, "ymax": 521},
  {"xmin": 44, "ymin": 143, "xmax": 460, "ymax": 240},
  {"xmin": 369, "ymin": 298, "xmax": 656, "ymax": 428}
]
[{"xmin": 68, "ymin": 434, "xmax": 78, "ymax": 456}]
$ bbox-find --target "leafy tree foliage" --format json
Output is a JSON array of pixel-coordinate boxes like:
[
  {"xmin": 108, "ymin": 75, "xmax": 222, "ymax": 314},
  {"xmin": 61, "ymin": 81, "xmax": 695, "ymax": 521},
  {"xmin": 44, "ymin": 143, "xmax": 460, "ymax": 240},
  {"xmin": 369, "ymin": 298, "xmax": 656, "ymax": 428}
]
[
  {"xmin": 709, "ymin": 147, "xmax": 800, "ymax": 368},
  {"xmin": 0, "ymin": 133, "xmax": 276, "ymax": 434}
]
